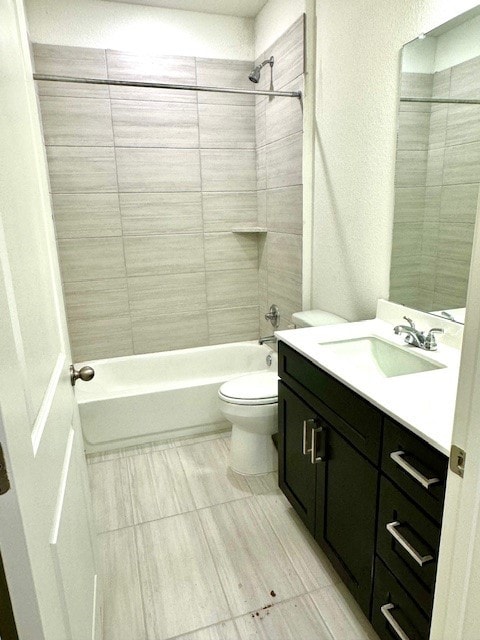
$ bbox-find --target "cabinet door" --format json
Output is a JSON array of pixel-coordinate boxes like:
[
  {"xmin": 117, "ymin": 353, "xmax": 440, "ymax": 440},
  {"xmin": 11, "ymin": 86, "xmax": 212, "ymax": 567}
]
[
  {"xmin": 315, "ymin": 423, "xmax": 377, "ymax": 616},
  {"xmin": 278, "ymin": 381, "xmax": 317, "ymax": 533}
]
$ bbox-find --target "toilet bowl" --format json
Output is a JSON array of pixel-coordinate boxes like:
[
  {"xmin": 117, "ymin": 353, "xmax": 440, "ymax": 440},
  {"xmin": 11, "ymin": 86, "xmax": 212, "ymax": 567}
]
[
  {"xmin": 219, "ymin": 310, "xmax": 348, "ymax": 476},
  {"xmin": 218, "ymin": 371, "xmax": 278, "ymax": 475}
]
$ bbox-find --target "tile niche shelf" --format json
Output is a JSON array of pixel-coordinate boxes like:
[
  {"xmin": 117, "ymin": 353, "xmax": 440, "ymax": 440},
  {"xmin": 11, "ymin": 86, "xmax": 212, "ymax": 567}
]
[{"xmin": 231, "ymin": 227, "xmax": 267, "ymax": 233}]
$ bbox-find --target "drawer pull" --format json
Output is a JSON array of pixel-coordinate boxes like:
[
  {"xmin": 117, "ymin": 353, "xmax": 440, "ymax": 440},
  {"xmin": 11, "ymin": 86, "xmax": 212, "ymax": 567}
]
[
  {"xmin": 390, "ymin": 451, "xmax": 440, "ymax": 489},
  {"xmin": 302, "ymin": 419, "xmax": 314, "ymax": 455},
  {"xmin": 386, "ymin": 521, "xmax": 433, "ymax": 566},
  {"xmin": 311, "ymin": 426, "xmax": 325, "ymax": 464},
  {"xmin": 380, "ymin": 603, "xmax": 412, "ymax": 640}
]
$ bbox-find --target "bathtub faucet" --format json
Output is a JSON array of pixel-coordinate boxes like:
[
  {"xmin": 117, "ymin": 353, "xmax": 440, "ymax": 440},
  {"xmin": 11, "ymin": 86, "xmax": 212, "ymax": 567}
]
[{"xmin": 259, "ymin": 335, "xmax": 276, "ymax": 345}]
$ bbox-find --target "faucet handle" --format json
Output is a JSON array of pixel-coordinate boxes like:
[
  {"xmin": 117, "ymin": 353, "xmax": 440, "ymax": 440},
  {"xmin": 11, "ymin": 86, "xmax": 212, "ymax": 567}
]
[
  {"xmin": 424, "ymin": 327, "xmax": 444, "ymax": 351},
  {"xmin": 403, "ymin": 316, "xmax": 415, "ymax": 329}
]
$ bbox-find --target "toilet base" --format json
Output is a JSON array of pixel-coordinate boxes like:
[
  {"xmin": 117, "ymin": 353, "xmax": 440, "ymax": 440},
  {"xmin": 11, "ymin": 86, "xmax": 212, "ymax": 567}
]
[{"xmin": 230, "ymin": 425, "xmax": 278, "ymax": 475}]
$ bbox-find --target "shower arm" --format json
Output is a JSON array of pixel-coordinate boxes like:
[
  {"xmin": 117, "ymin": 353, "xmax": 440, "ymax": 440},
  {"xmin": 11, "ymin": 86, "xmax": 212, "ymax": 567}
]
[{"xmin": 32, "ymin": 73, "xmax": 302, "ymax": 99}]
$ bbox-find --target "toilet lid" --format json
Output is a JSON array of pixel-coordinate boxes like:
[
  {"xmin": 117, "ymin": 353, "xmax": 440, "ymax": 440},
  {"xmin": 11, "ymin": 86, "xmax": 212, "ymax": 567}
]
[{"xmin": 219, "ymin": 371, "xmax": 278, "ymax": 405}]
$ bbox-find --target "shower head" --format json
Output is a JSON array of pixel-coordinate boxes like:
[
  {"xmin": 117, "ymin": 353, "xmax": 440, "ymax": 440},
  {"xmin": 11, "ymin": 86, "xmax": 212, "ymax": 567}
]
[{"xmin": 248, "ymin": 56, "xmax": 274, "ymax": 83}]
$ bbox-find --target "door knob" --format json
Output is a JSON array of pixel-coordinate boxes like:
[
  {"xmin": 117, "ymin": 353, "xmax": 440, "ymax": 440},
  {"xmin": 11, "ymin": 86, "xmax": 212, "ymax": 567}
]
[{"xmin": 70, "ymin": 364, "xmax": 95, "ymax": 386}]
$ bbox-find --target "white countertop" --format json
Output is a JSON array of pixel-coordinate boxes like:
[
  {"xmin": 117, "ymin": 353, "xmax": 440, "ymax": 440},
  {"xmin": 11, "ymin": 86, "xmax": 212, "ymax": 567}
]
[{"xmin": 276, "ymin": 318, "xmax": 461, "ymax": 456}]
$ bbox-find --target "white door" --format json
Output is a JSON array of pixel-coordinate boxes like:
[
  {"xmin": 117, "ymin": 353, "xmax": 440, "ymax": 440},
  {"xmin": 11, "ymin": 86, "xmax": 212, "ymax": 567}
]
[
  {"xmin": 0, "ymin": 1, "xmax": 99, "ymax": 639},
  {"xmin": 429, "ymin": 197, "xmax": 480, "ymax": 635}
]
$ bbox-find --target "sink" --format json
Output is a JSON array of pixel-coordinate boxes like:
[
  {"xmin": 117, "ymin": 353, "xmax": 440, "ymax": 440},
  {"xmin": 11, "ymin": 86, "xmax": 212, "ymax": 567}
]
[{"xmin": 318, "ymin": 336, "xmax": 446, "ymax": 378}]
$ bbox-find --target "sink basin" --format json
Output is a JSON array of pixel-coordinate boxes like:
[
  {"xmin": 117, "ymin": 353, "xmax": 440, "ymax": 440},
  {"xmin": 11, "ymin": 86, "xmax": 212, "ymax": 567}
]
[{"xmin": 318, "ymin": 336, "xmax": 445, "ymax": 378}]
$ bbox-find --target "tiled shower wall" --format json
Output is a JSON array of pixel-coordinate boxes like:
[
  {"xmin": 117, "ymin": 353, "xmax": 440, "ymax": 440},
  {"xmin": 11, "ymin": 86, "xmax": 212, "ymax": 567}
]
[
  {"xmin": 256, "ymin": 18, "xmax": 304, "ymax": 335},
  {"xmin": 392, "ymin": 54, "xmax": 479, "ymax": 311},
  {"xmin": 33, "ymin": 17, "xmax": 304, "ymax": 361}
]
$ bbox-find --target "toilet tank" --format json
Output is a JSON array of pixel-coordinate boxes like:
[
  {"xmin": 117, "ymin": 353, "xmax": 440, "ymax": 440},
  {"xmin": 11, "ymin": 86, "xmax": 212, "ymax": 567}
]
[{"xmin": 291, "ymin": 310, "xmax": 348, "ymax": 328}]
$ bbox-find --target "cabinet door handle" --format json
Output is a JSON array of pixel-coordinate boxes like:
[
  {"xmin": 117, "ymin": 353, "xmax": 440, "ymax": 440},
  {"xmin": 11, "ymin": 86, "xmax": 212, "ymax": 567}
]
[
  {"xmin": 380, "ymin": 603, "xmax": 412, "ymax": 640},
  {"xmin": 311, "ymin": 426, "xmax": 325, "ymax": 464},
  {"xmin": 302, "ymin": 419, "xmax": 314, "ymax": 455},
  {"xmin": 386, "ymin": 521, "xmax": 433, "ymax": 567},
  {"xmin": 390, "ymin": 450, "xmax": 440, "ymax": 489}
]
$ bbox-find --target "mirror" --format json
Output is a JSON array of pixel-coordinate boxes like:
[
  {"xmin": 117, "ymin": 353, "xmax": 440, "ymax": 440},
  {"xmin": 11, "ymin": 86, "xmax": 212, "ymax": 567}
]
[{"xmin": 390, "ymin": 5, "xmax": 480, "ymax": 324}]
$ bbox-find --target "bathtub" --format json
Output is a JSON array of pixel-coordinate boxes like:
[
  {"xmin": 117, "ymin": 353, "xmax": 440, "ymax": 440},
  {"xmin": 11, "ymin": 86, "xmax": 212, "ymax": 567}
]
[{"xmin": 76, "ymin": 341, "xmax": 277, "ymax": 453}]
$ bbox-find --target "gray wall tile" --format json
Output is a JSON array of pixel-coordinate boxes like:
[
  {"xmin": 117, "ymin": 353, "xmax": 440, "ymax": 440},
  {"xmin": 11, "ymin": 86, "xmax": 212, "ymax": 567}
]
[
  {"xmin": 449, "ymin": 55, "xmax": 480, "ymax": 99},
  {"xmin": 107, "ymin": 50, "xmax": 196, "ymax": 84},
  {"xmin": 63, "ymin": 278, "xmax": 130, "ymax": 321},
  {"xmin": 266, "ymin": 132, "xmax": 302, "ymax": 189},
  {"xmin": 58, "ymin": 237, "xmax": 126, "ymax": 282},
  {"xmin": 395, "ymin": 150, "xmax": 428, "ymax": 187},
  {"xmin": 33, "ymin": 43, "xmax": 108, "ymax": 98},
  {"xmin": 39, "ymin": 96, "xmax": 114, "ymax": 146},
  {"xmin": 116, "ymin": 148, "xmax": 201, "ymax": 192},
  {"xmin": 443, "ymin": 142, "xmax": 480, "ymax": 184},
  {"xmin": 208, "ymin": 306, "xmax": 259, "ymax": 344},
  {"xmin": 400, "ymin": 72, "xmax": 433, "ymax": 100},
  {"xmin": 52, "ymin": 193, "xmax": 122, "ymax": 238},
  {"xmin": 267, "ymin": 186, "xmax": 302, "ymax": 234},
  {"xmin": 437, "ymin": 222, "xmax": 474, "ymax": 262},
  {"xmin": 198, "ymin": 103, "xmax": 255, "ymax": 149},
  {"xmin": 128, "ymin": 273, "xmax": 207, "ymax": 319},
  {"xmin": 196, "ymin": 58, "xmax": 254, "ymax": 105},
  {"xmin": 46, "ymin": 146, "xmax": 118, "ymax": 193},
  {"xmin": 397, "ymin": 109, "xmax": 431, "ymax": 151},
  {"xmin": 255, "ymin": 17, "xmax": 304, "ymax": 91},
  {"xmin": 266, "ymin": 82, "xmax": 304, "ymax": 145},
  {"xmin": 256, "ymin": 146, "xmax": 266, "ymax": 190},
  {"xmin": 68, "ymin": 315, "xmax": 133, "ymax": 362},
  {"xmin": 119, "ymin": 193, "xmax": 203, "ymax": 235},
  {"xmin": 201, "ymin": 149, "xmax": 256, "ymax": 191},
  {"xmin": 206, "ymin": 269, "xmax": 259, "ymax": 309},
  {"xmin": 446, "ymin": 104, "xmax": 480, "ymax": 147},
  {"xmin": 204, "ymin": 232, "xmax": 258, "ymax": 271},
  {"xmin": 202, "ymin": 192, "xmax": 258, "ymax": 232},
  {"xmin": 132, "ymin": 312, "xmax": 209, "ymax": 354},
  {"xmin": 440, "ymin": 183, "xmax": 479, "ymax": 223},
  {"xmin": 124, "ymin": 234, "xmax": 205, "ymax": 276},
  {"xmin": 267, "ymin": 232, "xmax": 302, "ymax": 277},
  {"xmin": 393, "ymin": 187, "xmax": 425, "ymax": 224},
  {"xmin": 111, "ymin": 99, "xmax": 199, "ymax": 148}
]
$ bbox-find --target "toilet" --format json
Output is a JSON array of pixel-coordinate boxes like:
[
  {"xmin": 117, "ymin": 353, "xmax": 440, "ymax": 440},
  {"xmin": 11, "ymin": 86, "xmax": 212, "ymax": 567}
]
[{"xmin": 218, "ymin": 309, "xmax": 348, "ymax": 476}]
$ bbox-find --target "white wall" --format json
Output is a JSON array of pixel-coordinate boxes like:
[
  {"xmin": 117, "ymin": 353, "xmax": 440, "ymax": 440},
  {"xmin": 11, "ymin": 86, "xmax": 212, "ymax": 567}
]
[
  {"xmin": 435, "ymin": 12, "xmax": 480, "ymax": 70},
  {"xmin": 311, "ymin": 0, "xmax": 480, "ymax": 322},
  {"xmin": 24, "ymin": 0, "xmax": 254, "ymax": 60},
  {"xmin": 254, "ymin": 0, "xmax": 305, "ymax": 58}
]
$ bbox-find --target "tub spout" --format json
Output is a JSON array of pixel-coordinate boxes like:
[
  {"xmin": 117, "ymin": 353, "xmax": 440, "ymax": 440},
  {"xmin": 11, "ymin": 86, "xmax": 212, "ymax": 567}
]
[{"xmin": 259, "ymin": 335, "xmax": 276, "ymax": 345}]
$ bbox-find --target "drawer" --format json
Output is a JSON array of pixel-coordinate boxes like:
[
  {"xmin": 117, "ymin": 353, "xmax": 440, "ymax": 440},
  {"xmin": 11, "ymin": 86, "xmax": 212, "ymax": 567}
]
[
  {"xmin": 377, "ymin": 476, "xmax": 440, "ymax": 615},
  {"xmin": 382, "ymin": 419, "xmax": 448, "ymax": 524},
  {"xmin": 279, "ymin": 341, "xmax": 382, "ymax": 462},
  {"xmin": 372, "ymin": 557, "xmax": 430, "ymax": 640}
]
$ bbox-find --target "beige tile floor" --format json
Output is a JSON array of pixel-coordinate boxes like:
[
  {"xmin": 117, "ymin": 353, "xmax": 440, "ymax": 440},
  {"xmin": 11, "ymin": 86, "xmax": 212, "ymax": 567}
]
[{"xmin": 87, "ymin": 432, "xmax": 380, "ymax": 640}]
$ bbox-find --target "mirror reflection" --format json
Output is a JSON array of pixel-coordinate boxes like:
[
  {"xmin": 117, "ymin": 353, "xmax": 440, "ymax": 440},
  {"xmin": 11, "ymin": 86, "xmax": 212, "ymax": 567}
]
[{"xmin": 390, "ymin": 6, "xmax": 480, "ymax": 324}]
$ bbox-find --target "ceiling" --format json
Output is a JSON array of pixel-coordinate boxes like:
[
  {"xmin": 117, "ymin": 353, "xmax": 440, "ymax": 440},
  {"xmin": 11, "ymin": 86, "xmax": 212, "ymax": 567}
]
[{"xmin": 103, "ymin": 0, "xmax": 269, "ymax": 18}]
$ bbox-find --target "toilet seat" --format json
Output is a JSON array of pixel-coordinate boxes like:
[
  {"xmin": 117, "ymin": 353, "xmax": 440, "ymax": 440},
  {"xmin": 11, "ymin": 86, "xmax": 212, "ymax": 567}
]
[{"xmin": 218, "ymin": 371, "xmax": 278, "ymax": 406}]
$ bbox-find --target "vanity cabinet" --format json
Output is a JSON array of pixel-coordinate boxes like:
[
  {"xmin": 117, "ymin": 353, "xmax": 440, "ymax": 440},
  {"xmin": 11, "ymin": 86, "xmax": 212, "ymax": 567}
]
[{"xmin": 278, "ymin": 341, "xmax": 448, "ymax": 639}]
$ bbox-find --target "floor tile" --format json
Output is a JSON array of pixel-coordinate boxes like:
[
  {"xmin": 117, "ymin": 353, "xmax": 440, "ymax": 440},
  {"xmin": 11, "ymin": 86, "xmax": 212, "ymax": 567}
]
[
  {"xmin": 177, "ymin": 439, "xmax": 252, "ymax": 509},
  {"xmin": 245, "ymin": 471, "xmax": 281, "ymax": 496},
  {"xmin": 233, "ymin": 593, "xmax": 333, "ymax": 639},
  {"xmin": 174, "ymin": 619, "xmax": 240, "ymax": 640},
  {"xmin": 88, "ymin": 458, "xmax": 133, "ymax": 532},
  {"xmin": 87, "ymin": 439, "xmax": 174, "ymax": 464},
  {"xmin": 199, "ymin": 498, "xmax": 305, "ymax": 617},
  {"xmin": 127, "ymin": 449, "xmax": 196, "ymax": 524},
  {"xmin": 100, "ymin": 528, "xmax": 146, "ymax": 640},
  {"xmin": 136, "ymin": 511, "xmax": 230, "ymax": 639},
  {"xmin": 255, "ymin": 492, "xmax": 339, "ymax": 592},
  {"xmin": 173, "ymin": 429, "xmax": 230, "ymax": 448},
  {"xmin": 310, "ymin": 584, "xmax": 380, "ymax": 640}
]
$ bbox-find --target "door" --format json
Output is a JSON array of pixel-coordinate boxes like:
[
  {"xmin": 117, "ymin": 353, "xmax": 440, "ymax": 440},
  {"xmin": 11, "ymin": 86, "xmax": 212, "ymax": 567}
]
[
  {"xmin": 315, "ymin": 422, "xmax": 377, "ymax": 617},
  {"xmin": 278, "ymin": 381, "xmax": 317, "ymax": 532},
  {"xmin": 0, "ymin": 1, "xmax": 99, "ymax": 639}
]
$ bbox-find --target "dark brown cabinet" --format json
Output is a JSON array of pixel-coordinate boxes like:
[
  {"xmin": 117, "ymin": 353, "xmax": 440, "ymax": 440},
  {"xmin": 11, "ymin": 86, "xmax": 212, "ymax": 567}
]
[{"xmin": 277, "ymin": 340, "xmax": 448, "ymax": 639}]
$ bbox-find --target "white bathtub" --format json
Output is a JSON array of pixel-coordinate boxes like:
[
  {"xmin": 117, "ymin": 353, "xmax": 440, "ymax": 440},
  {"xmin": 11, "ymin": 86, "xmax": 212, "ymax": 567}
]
[{"xmin": 77, "ymin": 341, "xmax": 277, "ymax": 453}]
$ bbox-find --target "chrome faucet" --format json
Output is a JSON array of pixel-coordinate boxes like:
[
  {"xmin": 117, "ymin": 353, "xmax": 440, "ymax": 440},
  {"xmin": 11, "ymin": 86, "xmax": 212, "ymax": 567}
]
[
  {"xmin": 393, "ymin": 316, "xmax": 444, "ymax": 351},
  {"xmin": 259, "ymin": 335, "xmax": 276, "ymax": 345}
]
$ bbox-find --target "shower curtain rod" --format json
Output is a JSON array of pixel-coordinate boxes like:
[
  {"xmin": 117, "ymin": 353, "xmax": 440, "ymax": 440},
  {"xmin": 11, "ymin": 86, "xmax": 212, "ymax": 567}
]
[
  {"xmin": 401, "ymin": 96, "xmax": 480, "ymax": 105},
  {"xmin": 32, "ymin": 74, "xmax": 302, "ymax": 99}
]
